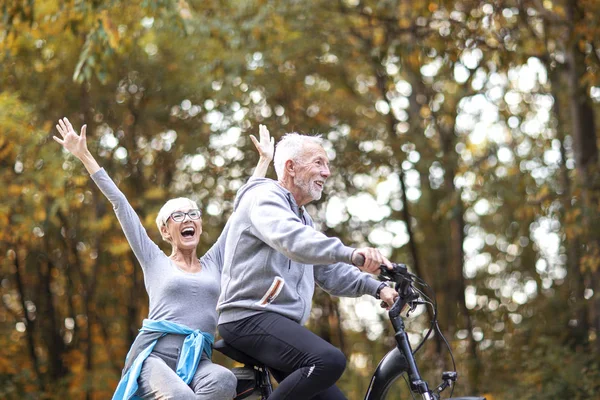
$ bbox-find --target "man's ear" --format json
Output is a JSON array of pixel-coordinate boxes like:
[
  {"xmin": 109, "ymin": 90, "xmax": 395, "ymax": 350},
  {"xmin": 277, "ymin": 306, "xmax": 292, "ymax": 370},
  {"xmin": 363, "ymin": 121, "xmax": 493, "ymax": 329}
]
[{"xmin": 284, "ymin": 159, "xmax": 296, "ymax": 177}]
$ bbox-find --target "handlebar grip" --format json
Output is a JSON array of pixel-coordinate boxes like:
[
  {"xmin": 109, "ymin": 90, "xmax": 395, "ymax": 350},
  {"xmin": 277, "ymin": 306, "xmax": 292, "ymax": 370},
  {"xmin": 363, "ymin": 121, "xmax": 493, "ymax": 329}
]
[{"xmin": 353, "ymin": 253, "xmax": 365, "ymax": 267}]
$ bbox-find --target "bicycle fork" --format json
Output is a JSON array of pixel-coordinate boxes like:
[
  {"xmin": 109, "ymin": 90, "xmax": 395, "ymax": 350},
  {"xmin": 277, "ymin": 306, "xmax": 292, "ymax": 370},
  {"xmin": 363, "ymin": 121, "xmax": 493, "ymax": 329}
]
[
  {"xmin": 364, "ymin": 314, "xmax": 436, "ymax": 400},
  {"xmin": 393, "ymin": 322, "xmax": 434, "ymax": 399}
]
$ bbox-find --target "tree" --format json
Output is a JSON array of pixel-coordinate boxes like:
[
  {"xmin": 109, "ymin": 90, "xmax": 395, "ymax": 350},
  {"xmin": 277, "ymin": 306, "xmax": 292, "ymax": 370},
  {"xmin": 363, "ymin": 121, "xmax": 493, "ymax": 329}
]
[{"xmin": 1, "ymin": 0, "xmax": 600, "ymax": 398}]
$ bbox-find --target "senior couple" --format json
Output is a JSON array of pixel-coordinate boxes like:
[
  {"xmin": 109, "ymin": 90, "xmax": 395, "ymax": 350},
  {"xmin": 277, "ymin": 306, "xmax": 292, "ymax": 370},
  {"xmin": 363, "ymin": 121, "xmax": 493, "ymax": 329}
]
[{"xmin": 54, "ymin": 117, "xmax": 398, "ymax": 400}]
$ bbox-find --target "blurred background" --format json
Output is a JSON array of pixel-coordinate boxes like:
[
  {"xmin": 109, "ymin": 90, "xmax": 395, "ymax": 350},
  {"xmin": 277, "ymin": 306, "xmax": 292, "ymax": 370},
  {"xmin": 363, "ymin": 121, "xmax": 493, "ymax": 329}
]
[{"xmin": 1, "ymin": 0, "xmax": 599, "ymax": 398}]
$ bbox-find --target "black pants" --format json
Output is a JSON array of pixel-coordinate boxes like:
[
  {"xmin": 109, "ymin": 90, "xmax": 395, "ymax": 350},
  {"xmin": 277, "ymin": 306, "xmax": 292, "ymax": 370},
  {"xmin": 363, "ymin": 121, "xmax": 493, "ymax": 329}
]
[{"xmin": 218, "ymin": 312, "xmax": 347, "ymax": 400}]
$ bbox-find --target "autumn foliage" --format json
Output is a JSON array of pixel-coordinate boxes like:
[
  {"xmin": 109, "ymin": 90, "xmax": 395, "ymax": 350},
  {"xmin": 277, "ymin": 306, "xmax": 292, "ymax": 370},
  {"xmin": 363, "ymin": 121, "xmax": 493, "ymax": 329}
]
[{"xmin": 1, "ymin": 1, "xmax": 599, "ymax": 399}]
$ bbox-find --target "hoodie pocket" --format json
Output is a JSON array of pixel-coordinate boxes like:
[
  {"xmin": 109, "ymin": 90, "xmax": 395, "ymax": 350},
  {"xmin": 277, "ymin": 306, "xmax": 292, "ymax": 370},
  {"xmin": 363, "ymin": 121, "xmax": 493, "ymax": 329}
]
[{"xmin": 255, "ymin": 277, "xmax": 285, "ymax": 307}]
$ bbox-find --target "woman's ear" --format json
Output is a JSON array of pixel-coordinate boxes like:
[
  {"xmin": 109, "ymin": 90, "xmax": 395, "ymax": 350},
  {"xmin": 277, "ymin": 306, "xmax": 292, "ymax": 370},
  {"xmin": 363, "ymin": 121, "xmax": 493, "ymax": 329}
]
[{"xmin": 160, "ymin": 224, "xmax": 171, "ymax": 242}]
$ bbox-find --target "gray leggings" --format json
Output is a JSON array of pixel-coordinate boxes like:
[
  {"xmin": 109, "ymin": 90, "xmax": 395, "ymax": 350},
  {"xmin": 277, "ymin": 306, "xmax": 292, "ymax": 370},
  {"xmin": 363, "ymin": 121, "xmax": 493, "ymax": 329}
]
[{"xmin": 134, "ymin": 336, "xmax": 237, "ymax": 400}]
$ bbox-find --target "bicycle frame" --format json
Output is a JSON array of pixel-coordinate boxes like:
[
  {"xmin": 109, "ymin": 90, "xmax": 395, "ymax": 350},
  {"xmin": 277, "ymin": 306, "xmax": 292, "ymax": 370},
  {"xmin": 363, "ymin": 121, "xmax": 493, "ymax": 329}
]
[
  {"xmin": 365, "ymin": 264, "xmax": 485, "ymax": 400},
  {"xmin": 216, "ymin": 263, "xmax": 485, "ymax": 400},
  {"xmin": 364, "ymin": 347, "xmax": 408, "ymax": 399},
  {"xmin": 217, "ymin": 310, "xmax": 439, "ymax": 400}
]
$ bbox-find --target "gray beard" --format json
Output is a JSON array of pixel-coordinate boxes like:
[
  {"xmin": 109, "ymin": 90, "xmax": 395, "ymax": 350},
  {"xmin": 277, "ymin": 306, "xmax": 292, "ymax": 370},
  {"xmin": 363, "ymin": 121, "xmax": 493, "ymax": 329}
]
[{"xmin": 296, "ymin": 176, "xmax": 323, "ymax": 202}]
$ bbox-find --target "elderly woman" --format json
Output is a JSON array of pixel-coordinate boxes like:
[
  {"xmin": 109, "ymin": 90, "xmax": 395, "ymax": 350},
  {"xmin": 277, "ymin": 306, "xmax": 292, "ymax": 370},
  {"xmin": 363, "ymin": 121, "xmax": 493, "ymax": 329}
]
[{"xmin": 54, "ymin": 117, "xmax": 274, "ymax": 400}]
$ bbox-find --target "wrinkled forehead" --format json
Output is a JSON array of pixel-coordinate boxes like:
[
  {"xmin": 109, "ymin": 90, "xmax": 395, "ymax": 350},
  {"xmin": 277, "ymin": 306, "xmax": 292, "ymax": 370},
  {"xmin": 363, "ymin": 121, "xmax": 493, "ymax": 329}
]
[{"xmin": 298, "ymin": 142, "xmax": 328, "ymax": 161}]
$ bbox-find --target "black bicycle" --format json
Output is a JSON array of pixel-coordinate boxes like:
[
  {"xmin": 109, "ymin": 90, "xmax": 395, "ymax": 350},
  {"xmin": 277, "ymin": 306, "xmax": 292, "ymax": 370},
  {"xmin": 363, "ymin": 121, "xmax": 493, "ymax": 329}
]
[{"xmin": 214, "ymin": 263, "xmax": 486, "ymax": 400}]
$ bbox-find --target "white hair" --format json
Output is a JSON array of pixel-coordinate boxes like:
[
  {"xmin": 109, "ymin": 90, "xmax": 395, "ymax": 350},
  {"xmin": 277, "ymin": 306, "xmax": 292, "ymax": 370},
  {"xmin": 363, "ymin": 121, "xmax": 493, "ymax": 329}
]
[
  {"xmin": 155, "ymin": 197, "xmax": 199, "ymax": 241},
  {"xmin": 273, "ymin": 133, "xmax": 323, "ymax": 179}
]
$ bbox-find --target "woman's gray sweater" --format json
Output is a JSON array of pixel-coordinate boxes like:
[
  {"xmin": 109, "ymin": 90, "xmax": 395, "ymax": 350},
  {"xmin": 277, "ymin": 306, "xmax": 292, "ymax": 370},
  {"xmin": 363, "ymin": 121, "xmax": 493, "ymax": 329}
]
[{"xmin": 91, "ymin": 168, "xmax": 223, "ymax": 336}]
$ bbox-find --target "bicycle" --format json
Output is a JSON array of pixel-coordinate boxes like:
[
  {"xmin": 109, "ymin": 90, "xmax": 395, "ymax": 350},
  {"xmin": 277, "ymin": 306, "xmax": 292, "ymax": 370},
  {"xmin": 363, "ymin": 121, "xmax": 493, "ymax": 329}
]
[{"xmin": 214, "ymin": 263, "xmax": 486, "ymax": 400}]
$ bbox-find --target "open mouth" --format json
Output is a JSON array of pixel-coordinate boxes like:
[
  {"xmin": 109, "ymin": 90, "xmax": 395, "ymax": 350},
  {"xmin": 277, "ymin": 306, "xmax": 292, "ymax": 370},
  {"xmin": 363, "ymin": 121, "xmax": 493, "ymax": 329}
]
[
  {"xmin": 180, "ymin": 227, "xmax": 196, "ymax": 238},
  {"xmin": 314, "ymin": 180, "xmax": 325, "ymax": 189}
]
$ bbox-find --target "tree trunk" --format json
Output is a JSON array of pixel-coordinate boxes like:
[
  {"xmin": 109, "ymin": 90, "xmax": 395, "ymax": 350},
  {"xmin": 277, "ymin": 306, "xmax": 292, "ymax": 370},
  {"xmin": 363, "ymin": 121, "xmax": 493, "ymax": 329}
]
[
  {"xmin": 39, "ymin": 255, "xmax": 68, "ymax": 382},
  {"xmin": 565, "ymin": 0, "xmax": 599, "ymax": 354},
  {"xmin": 440, "ymin": 120, "xmax": 480, "ymax": 390},
  {"xmin": 12, "ymin": 246, "xmax": 43, "ymax": 391},
  {"xmin": 549, "ymin": 67, "xmax": 589, "ymax": 346}
]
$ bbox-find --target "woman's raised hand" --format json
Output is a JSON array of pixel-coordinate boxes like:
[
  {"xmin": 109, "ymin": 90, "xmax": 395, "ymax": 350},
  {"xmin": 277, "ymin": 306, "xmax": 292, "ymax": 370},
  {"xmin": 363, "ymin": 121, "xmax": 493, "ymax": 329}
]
[
  {"xmin": 250, "ymin": 124, "xmax": 275, "ymax": 162},
  {"xmin": 54, "ymin": 118, "xmax": 89, "ymax": 159}
]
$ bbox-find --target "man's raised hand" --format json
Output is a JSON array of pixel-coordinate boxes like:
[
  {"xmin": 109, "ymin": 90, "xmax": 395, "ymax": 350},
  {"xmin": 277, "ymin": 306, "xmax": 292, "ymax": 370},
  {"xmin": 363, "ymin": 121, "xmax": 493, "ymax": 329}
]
[{"xmin": 250, "ymin": 124, "xmax": 275, "ymax": 162}]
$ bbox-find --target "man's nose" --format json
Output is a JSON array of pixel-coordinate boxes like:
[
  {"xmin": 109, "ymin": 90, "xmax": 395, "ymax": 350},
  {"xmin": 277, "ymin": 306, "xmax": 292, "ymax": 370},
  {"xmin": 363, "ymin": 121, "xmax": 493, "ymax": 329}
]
[{"xmin": 321, "ymin": 164, "xmax": 331, "ymax": 178}]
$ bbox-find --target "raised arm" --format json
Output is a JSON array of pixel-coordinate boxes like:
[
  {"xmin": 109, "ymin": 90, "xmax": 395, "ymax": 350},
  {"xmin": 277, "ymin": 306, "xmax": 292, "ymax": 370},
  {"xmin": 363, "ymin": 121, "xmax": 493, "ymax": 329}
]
[
  {"xmin": 202, "ymin": 125, "xmax": 274, "ymax": 267},
  {"xmin": 54, "ymin": 117, "xmax": 161, "ymax": 267},
  {"xmin": 250, "ymin": 124, "xmax": 274, "ymax": 178}
]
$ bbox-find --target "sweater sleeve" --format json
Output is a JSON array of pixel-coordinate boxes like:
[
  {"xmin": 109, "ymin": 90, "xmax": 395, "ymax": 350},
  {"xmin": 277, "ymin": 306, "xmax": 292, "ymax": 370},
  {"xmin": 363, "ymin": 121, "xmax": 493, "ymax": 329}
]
[
  {"xmin": 313, "ymin": 263, "xmax": 381, "ymax": 298},
  {"xmin": 90, "ymin": 168, "xmax": 162, "ymax": 269},
  {"xmin": 202, "ymin": 220, "xmax": 230, "ymax": 273},
  {"xmin": 247, "ymin": 186, "xmax": 355, "ymax": 265}
]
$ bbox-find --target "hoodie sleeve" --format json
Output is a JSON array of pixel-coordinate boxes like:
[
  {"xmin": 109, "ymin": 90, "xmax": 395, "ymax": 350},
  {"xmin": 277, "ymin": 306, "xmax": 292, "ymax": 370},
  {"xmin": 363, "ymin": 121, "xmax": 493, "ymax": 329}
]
[
  {"xmin": 90, "ymin": 168, "xmax": 162, "ymax": 269},
  {"xmin": 313, "ymin": 263, "xmax": 381, "ymax": 297},
  {"xmin": 247, "ymin": 186, "xmax": 355, "ymax": 265}
]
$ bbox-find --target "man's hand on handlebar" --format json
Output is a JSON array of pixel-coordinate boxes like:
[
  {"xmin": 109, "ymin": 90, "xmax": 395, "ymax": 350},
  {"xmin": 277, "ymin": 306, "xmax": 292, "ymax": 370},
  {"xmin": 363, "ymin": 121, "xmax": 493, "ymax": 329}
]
[
  {"xmin": 379, "ymin": 287, "xmax": 399, "ymax": 310},
  {"xmin": 352, "ymin": 248, "xmax": 393, "ymax": 274}
]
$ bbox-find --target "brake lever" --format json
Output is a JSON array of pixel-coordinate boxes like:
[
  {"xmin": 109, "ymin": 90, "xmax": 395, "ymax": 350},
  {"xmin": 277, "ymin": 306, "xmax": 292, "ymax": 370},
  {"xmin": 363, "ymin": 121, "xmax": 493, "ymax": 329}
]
[
  {"xmin": 378, "ymin": 263, "xmax": 409, "ymax": 282},
  {"xmin": 377, "ymin": 263, "xmax": 415, "ymax": 314},
  {"xmin": 404, "ymin": 299, "xmax": 419, "ymax": 317}
]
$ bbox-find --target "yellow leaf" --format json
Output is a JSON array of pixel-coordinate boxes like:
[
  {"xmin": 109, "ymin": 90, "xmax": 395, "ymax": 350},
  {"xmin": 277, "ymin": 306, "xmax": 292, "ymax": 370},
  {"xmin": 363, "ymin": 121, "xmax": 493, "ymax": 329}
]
[
  {"xmin": 34, "ymin": 208, "xmax": 46, "ymax": 221},
  {"xmin": 100, "ymin": 10, "xmax": 119, "ymax": 49},
  {"xmin": 145, "ymin": 187, "xmax": 166, "ymax": 201},
  {"xmin": 8, "ymin": 184, "xmax": 22, "ymax": 196},
  {"xmin": 109, "ymin": 240, "xmax": 132, "ymax": 256},
  {"xmin": 73, "ymin": 175, "xmax": 90, "ymax": 187}
]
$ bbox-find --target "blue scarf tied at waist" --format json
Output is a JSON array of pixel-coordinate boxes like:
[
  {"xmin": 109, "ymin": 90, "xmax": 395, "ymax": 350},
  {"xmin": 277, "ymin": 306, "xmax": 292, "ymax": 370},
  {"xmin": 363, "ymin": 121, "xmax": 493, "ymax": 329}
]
[{"xmin": 112, "ymin": 319, "xmax": 214, "ymax": 400}]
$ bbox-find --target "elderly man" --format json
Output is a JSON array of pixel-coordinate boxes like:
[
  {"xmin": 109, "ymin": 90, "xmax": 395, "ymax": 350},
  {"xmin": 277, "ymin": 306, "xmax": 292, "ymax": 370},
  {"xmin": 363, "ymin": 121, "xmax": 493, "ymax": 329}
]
[{"xmin": 217, "ymin": 133, "xmax": 398, "ymax": 400}]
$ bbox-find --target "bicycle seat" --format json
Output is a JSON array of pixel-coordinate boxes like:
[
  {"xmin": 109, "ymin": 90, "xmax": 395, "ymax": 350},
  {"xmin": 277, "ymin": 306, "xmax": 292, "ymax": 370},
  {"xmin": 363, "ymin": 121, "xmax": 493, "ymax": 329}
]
[{"xmin": 214, "ymin": 339, "xmax": 264, "ymax": 367}]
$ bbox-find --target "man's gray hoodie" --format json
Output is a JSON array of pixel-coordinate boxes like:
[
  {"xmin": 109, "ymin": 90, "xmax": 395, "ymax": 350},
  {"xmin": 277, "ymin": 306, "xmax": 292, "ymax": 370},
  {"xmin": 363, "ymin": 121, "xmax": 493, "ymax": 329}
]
[{"xmin": 217, "ymin": 178, "xmax": 381, "ymax": 326}]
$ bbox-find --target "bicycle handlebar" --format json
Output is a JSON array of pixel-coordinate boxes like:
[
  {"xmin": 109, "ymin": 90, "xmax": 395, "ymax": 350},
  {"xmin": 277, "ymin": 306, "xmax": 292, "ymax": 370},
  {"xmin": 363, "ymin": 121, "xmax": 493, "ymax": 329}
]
[
  {"xmin": 377, "ymin": 263, "xmax": 420, "ymax": 319},
  {"xmin": 378, "ymin": 263, "xmax": 410, "ymax": 281},
  {"xmin": 353, "ymin": 253, "xmax": 366, "ymax": 267}
]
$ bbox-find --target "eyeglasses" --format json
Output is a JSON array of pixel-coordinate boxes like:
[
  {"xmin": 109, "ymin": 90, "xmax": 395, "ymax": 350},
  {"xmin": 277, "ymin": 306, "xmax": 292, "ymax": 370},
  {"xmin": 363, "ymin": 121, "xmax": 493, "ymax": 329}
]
[{"xmin": 168, "ymin": 210, "xmax": 202, "ymax": 223}]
